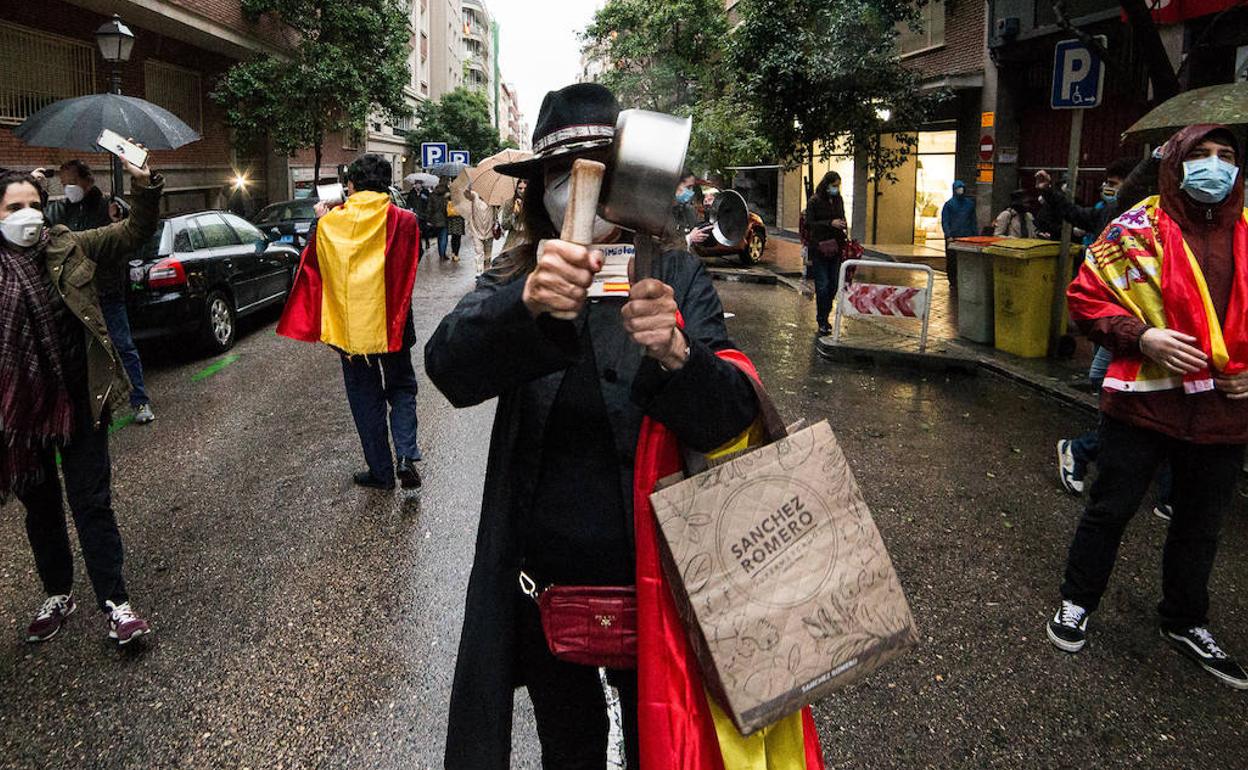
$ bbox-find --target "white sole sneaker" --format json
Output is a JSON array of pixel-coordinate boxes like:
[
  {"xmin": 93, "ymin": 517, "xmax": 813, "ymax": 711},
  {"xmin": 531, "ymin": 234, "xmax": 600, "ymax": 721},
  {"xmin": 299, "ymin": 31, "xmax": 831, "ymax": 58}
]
[
  {"xmin": 1056, "ymin": 440, "xmax": 1085, "ymax": 495},
  {"xmin": 1047, "ymin": 622, "xmax": 1086, "ymax": 653},
  {"xmin": 1161, "ymin": 629, "xmax": 1248, "ymax": 690}
]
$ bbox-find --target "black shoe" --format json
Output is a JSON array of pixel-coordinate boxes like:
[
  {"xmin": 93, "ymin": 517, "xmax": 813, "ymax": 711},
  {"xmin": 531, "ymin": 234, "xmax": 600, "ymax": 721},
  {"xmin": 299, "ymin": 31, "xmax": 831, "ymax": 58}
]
[
  {"xmin": 817, "ymin": 325, "xmax": 832, "ymax": 336},
  {"xmin": 352, "ymin": 471, "xmax": 395, "ymax": 490},
  {"xmin": 1162, "ymin": 626, "xmax": 1248, "ymax": 689},
  {"xmin": 396, "ymin": 457, "xmax": 422, "ymax": 490},
  {"xmin": 1046, "ymin": 600, "xmax": 1089, "ymax": 653}
]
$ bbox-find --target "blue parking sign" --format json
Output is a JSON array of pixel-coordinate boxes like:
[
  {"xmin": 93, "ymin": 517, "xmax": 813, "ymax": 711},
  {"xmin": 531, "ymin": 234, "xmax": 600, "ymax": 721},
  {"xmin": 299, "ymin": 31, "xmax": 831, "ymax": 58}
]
[
  {"xmin": 421, "ymin": 142, "xmax": 448, "ymax": 168},
  {"xmin": 1051, "ymin": 38, "xmax": 1106, "ymax": 109},
  {"xmin": 449, "ymin": 150, "xmax": 471, "ymax": 165}
]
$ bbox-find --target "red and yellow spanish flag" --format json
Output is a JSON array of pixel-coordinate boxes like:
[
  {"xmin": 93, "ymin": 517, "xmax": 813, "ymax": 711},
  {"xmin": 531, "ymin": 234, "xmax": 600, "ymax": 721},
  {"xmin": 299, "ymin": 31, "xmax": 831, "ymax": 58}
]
[
  {"xmin": 633, "ymin": 348, "xmax": 825, "ymax": 770},
  {"xmin": 277, "ymin": 191, "xmax": 420, "ymax": 355}
]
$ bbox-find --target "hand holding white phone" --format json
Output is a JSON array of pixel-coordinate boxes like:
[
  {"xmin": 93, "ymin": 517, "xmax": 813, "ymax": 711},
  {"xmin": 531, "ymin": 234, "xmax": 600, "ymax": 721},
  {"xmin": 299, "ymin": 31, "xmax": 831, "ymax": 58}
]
[{"xmin": 97, "ymin": 128, "xmax": 149, "ymax": 169}]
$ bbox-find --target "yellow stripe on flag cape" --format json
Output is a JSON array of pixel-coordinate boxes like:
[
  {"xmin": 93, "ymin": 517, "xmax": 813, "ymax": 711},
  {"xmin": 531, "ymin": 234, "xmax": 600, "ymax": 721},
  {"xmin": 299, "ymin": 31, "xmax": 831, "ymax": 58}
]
[
  {"xmin": 704, "ymin": 422, "xmax": 814, "ymax": 769},
  {"xmin": 316, "ymin": 191, "xmax": 392, "ymax": 355}
]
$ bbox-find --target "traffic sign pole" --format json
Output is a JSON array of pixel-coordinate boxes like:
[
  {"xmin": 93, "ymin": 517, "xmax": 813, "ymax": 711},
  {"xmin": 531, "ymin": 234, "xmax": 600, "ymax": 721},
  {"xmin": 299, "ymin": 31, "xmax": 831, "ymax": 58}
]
[{"xmin": 1049, "ymin": 109, "xmax": 1083, "ymax": 356}]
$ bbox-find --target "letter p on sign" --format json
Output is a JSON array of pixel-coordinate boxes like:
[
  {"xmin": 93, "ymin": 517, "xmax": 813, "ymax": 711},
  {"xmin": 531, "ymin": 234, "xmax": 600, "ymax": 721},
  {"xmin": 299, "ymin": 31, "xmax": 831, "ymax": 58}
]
[{"xmin": 1051, "ymin": 37, "xmax": 1105, "ymax": 109}]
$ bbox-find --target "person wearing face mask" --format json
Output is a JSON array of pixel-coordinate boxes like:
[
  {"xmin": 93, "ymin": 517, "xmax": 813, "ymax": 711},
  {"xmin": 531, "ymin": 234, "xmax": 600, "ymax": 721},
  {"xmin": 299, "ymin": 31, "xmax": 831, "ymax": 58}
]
[
  {"xmin": 0, "ymin": 156, "xmax": 161, "ymax": 647},
  {"xmin": 45, "ymin": 160, "xmax": 155, "ymax": 425},
  {"xmin": 672, "ymin": 171, "xmax": 712, "ymax": 249},
  {"xmin": 940, "ymin": 180, "xmax": 978, "ymax": 288},
  {"xmin": 425, "ymin": 83, "xmax": 766, "ymax": 769},
  {"xmin": 1047, "ymin": 125, "xmax": 1248, "ymax": 690},
  {"xmin": 805, "ymin": 170, "xmax": 848, "ymax": 335},
  {"xmin": 1035, "ymin": 157, "xmax": 1155, "ymax": 249},
  {"xmin": 278, "ymin": 153, "xmax": 424, "ymax": 491}
]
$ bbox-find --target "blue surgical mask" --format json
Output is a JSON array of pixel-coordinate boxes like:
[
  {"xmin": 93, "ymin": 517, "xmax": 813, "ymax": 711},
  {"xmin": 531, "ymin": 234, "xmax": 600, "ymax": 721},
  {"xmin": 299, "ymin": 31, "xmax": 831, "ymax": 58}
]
[
  {"xmin": 1180, "ymin": 155, "xmax": 1240, "ymax": 204},
  {"xmin": 675, "ymin": 189, "xmax": 694, "ymax": 204},
  {"xmin": 828, "ymin": 186, "xmax": 840, "ymax": 196}
]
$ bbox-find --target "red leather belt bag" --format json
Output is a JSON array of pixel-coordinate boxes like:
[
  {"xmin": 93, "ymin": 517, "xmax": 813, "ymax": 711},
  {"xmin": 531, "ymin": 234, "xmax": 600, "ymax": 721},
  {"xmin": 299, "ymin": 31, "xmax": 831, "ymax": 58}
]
[{"xmin": 519, "ymin": 571, "xmax": 637, "ymax": 670}]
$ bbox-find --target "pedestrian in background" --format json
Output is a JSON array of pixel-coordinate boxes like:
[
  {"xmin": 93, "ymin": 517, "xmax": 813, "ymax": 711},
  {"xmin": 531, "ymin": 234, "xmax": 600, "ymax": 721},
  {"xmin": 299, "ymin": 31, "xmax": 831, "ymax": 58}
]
[
  {"xmin": 672, "ymin": 170, "xmax": 712, "ymax": 250},
  {"xmin": 1047, "ymin": 124, "xmax": 1248, "ymax": 690},
  {"xmin": 446, "ymin": 190, "xmax": 465, "ymax": 262},
  {"xmin": 278, "ymin": 154, "xmax": 424, "ymax": 491},
  {"xmin": 1, "ymin": 157, "xmax": 159, "ymax": 646},
  {"xmin": 993, "ymin": 189, "xmax": 1037, "ymax": 238},
  {"xmin": 44, "ymin": 160, "xmax": 155, "ymax": 425},
  {"xmin": 425, "ymin": 83, "xmax": 761, "ymax": 769},
  {"xmin": 428, "ymin": 179, "xmax": 450, "ymax": 260},
  {"xmin": 940, "ymin": 179, "xmax": 977, "ymax": 288},
  {"xmin": 500, "ymin": 178, "xmax": 527, "ymax": 252},
  {"xmin": 463, "ymin": 186, "xmax": 496, "ymax": 276},
  {"xmin": 805, "ymin": 170, "xmax": 848, "ymax": 335}
]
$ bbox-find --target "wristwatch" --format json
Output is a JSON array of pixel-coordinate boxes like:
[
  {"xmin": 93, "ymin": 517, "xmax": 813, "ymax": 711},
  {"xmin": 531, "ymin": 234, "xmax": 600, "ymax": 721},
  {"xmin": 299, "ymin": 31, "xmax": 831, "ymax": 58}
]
[{"xmin": 659, "ymin": 328, "xmax": 691, "ymax": 372}]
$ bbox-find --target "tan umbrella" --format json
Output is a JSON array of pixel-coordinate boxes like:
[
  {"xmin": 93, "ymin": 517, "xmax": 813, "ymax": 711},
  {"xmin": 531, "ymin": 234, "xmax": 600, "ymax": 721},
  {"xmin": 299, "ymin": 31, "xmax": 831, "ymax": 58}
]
[{"xmin": 455, "ymin": 148, "xmax": 534, "ymax": 206}]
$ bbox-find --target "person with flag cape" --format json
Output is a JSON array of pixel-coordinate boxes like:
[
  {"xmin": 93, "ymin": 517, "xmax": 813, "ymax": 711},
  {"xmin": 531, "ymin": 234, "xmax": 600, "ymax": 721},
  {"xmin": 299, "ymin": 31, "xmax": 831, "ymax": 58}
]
[
  {"xmin": 277, "ymin": 154, "xmax": 424, "ymax": 491},
  {"xmin": 1047, "ymin": 124, "xmax": 1248, "ymax": 690},
  {"xmin": 425, "ymin": 83, "xmax": 825, "ymax": 768}
]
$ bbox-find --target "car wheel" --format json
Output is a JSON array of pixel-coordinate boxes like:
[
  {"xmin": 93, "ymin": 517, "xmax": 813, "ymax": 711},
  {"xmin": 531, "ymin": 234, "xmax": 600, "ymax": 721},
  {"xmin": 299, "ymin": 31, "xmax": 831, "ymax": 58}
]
[
  {"xmin": 739, "ymin": 230, "xmax": 765, "ymax": 266},
  {"xmin": 201, "ymin": 290, "xmax": 237, "ymax": 353}
]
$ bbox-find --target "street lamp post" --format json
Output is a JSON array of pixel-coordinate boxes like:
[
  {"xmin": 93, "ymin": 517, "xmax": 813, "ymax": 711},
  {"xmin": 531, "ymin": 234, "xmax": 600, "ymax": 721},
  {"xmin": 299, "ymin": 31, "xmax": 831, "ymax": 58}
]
[{"xmin": 94, "ymin": 14, "xmax": 135, "ymax": 196}]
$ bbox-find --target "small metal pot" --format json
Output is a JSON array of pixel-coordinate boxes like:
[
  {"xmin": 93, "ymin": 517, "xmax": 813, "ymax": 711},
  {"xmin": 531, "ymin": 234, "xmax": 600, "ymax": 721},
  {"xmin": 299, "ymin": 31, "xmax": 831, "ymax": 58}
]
[
  {"xmin": 600, "ymin": 109, "xmax": 692, "ymax": 237},
  {"xmin": 710, "ymin": 189, "xmax": 749, "ymax": 247}
]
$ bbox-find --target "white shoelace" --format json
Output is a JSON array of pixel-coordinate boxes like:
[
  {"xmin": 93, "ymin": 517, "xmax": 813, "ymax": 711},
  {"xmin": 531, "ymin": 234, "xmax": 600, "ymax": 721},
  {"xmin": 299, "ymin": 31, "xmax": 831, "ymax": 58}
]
[
  {"xmin": 36, "ymin": 595, "xmax": 69, "ymax": 620},
  {"xmin": 1059, "ymin": 601, "xmax": 1086, "ymax": 627},
  {"xmin": 109, "ymin": 602, "xmax": 136, "ymax": 624},
  {"xmin": 1191, "ymin": 627, "xmax": 1228, "ymax": 659}
]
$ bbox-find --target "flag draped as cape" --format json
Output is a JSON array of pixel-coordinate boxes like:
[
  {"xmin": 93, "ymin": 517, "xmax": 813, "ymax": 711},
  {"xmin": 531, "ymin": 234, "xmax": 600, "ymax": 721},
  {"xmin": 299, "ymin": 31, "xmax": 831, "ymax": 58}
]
[
  {"xmin": 633, "ymin": 347, "xmax": 825, "ymax": 770},
  {"xmin": 1067, "ymin": 196, "xmax": 1248, "ymax": 394},
  {"xmin": 277, "ymin": 191, "xmax": 420, "ymax": 355}
]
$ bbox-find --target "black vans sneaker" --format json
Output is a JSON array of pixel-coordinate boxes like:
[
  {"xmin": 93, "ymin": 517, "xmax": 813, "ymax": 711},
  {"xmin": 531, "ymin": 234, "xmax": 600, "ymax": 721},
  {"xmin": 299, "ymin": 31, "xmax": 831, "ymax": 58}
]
[
  {"xmin": 1047, "ymin": 600, "xmax": 1089, "ymax": 653},
  {"xmin": 1162, "ymin": 626, "xmax": 1248, "ymax": 690}
]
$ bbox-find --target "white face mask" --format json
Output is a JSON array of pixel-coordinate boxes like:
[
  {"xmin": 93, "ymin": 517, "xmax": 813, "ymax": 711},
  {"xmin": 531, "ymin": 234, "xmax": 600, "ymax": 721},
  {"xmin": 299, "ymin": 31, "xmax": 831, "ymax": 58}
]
[
  {"xmin": 0, "ymin": 207, "xmax": 46, "ymax": 248},
  {"xmin": 543, "ymin": 171, "xmax": 616, "ymax": 243},
  {"xmin": 63, "ymin": 184, "xmax": 85, "ymax": 204}
]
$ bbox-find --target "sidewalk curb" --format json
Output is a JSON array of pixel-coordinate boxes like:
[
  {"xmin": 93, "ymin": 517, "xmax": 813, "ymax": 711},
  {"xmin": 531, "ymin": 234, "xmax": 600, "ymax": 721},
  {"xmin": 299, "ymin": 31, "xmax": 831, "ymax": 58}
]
[{"xmin": 816, "ymin": 336, "xmax": 1099, "ymax": 413}]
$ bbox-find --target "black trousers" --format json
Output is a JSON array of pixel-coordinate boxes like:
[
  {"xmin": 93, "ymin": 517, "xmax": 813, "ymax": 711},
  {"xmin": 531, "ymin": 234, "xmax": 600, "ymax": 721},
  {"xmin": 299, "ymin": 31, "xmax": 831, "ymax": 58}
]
[
  {"xmin": 516, "ymin": 596, "xmax": 639, "ymax": 770},
  {"xmin": 1061, "ymin": 415, "xmax": 1244, "ymax": 630},
  {"xmin": 16, "ymin": 401, "xmax": 128, "ymax": 610}
]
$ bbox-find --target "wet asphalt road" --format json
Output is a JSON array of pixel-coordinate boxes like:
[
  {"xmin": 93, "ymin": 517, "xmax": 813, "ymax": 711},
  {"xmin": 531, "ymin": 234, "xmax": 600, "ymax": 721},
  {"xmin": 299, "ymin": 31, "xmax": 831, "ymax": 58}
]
[{"xmin": 0, "ymin": 250, "xmax": 1244, "ymax": 769}]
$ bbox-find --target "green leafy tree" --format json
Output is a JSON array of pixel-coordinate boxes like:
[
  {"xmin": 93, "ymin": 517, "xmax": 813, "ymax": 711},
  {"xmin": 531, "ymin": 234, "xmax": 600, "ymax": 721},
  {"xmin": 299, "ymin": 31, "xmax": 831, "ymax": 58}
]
[
  {"xmin": 582, "ymin": 0, "xmax": 765, "ymax": 178},
  {"xmin": 406, "ymin": 87, "xmax": 504, "ymax": 165},
  {"xmin": 730, "ymin": 0, "xmax": 941, "ymax": 194},
  {"xmin": 212, "ymin": 0, "xmax": 411, "ymax": 186}
]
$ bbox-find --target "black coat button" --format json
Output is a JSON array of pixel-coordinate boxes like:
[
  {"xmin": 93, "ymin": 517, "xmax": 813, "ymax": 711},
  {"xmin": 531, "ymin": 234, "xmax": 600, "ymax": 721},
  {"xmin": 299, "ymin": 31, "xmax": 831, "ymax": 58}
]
[{"xmin": 603, "ymin": 368, "xmax": 618, "ymax": 383}]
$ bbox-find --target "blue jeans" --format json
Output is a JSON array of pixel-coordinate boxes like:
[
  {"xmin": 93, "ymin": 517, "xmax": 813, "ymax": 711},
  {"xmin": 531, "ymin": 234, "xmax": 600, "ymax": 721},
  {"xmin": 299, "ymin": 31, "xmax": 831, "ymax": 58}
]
[
  {"xmin": 809, "ymin": 257, "xmax": 840, "ymax": 330},
  {"xmin": 339, "ymin": 318, "xmax": 422, "ymax": 483},
  {"xmin": 100, "ymin": 298, "xmax": 150, "ymax": 407},
  {"xmin": 433, "ymin": 226, "xmax": 449, "ymax": 259}
]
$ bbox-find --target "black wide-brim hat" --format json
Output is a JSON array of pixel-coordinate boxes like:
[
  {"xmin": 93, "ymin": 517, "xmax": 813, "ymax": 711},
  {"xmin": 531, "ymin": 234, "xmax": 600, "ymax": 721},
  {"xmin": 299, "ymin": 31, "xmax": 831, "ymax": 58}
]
[{"xmin": 496, "ymin": 83, "xmax": 620, "ymax": 178}]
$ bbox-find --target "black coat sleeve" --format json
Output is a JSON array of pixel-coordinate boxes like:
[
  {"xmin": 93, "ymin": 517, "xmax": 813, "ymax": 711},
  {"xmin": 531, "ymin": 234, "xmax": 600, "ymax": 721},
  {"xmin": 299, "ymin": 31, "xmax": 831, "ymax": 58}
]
[
  {"xmin": 631, "ymin": 255, "xmax": 759, "ymax": 453},
  {"xmin": 424, "ymin": 273, "xmax": 580, "ymax": 408}
]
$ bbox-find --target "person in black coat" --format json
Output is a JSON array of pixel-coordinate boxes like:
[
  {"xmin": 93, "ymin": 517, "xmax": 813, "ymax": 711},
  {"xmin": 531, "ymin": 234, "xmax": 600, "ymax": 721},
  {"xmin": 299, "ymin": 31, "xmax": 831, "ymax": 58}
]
[
  {"xmin": 804, "ymin": 170, "xmax": 848, "ymax": 334},
  {"xmin": 424, "ymin": 83, "xmax": 759, "ymax": 770}
]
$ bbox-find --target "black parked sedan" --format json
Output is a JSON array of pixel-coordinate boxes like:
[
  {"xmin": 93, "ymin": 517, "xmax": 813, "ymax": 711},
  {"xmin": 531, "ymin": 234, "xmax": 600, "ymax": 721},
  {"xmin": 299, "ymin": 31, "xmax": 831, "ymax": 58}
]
[
  {"xmin": 252, "ymin": 198, "xmax": 318, "ymax": 250},
  {"xmin": 127, "ymin": 211, "xmax": 302, "ymax": 354}
]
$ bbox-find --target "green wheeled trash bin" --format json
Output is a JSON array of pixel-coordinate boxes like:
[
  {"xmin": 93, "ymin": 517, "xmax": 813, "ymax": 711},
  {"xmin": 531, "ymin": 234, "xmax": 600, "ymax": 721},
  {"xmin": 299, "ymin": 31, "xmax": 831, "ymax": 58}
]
[
  {"xmin": 983, "ymin": 238, "xmax": 1079, "ymax": 358},
  {"xmin": 950, "ymin": 236, "xmax": 1004, "ymax": 344}
]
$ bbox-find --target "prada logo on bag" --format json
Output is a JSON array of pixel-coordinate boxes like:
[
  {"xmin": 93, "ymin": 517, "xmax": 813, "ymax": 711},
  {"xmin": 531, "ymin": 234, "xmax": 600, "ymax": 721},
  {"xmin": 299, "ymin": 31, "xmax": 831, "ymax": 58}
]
[{"xmin": 596, "ymin": 615, "xmax": 615, "ymax": 627}]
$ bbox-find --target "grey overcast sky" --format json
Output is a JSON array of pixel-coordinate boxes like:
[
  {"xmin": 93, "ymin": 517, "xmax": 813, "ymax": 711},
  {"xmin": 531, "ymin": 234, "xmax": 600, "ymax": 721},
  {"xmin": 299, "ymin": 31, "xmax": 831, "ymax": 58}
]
[{"xmin": 491, "ymin": 0, "xmax": 603, "ymax": 137}]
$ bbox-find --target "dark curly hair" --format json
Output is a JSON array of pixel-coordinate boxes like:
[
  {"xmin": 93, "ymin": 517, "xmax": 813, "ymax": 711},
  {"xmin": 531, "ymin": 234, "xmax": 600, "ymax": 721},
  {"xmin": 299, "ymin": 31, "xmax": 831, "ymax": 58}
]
[
  {"xmin": 0, "ymin": 170, "xmax": 48, "ymax": 210},
  {"xmin": 346, "ymin": 153, "xmax": 392, "ymax": 194}
]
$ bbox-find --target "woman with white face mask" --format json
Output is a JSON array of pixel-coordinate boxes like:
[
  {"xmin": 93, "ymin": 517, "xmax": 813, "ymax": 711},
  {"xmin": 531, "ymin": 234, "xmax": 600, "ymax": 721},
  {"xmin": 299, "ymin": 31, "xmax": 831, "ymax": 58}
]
[
  {"xmin": 424, "ymin": 83, "xmax": 763, "ymax": 769},
  {"xmin": 0, "ymin": 155, "xmax": 161, "ymax": 648}
]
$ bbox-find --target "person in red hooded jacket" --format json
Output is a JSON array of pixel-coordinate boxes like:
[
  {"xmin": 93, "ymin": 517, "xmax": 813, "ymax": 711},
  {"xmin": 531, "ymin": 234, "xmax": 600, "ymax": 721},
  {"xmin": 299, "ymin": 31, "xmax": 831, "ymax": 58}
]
[{"xmin": 1046, "ymin": 124, "xmax": 1248, "ymax": 690}]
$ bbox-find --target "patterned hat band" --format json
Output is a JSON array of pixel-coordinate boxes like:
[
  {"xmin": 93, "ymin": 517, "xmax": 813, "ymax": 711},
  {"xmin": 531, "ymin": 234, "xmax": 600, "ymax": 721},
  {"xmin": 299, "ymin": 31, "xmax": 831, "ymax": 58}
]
[{"xmin": 532, "ymin": 123, "xmax": 615, "ymax": 154}]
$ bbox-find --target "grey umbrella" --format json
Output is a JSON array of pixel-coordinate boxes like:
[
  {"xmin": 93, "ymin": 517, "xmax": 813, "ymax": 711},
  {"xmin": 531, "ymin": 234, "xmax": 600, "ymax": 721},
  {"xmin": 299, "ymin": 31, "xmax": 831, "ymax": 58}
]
[
  {"xmin": 14, "ymin": 93, "xmax": 201, "ymax": 152},
  {"xmin": 428, "ymin": 160, "xmax": 469, "ymax": 179}
]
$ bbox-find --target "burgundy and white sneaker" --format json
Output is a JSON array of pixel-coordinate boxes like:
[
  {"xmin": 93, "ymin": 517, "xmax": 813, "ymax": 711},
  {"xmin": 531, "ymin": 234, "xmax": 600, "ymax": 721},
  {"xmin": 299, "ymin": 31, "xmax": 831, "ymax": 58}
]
[
  {"xmin": 26, "ymin": 594, "xmax": 77, "ymax": 642},
  {"xmin": 105, "ymin": 600, "xmax": 150, "ymax": 645}
]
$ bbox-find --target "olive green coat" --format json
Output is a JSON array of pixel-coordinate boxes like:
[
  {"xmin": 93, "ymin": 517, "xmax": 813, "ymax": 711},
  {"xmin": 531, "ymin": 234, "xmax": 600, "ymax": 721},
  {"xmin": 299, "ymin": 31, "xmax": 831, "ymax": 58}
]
[{"xmin": 41, "ymin": 177, "xmax": 163, "ymax": 428}]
